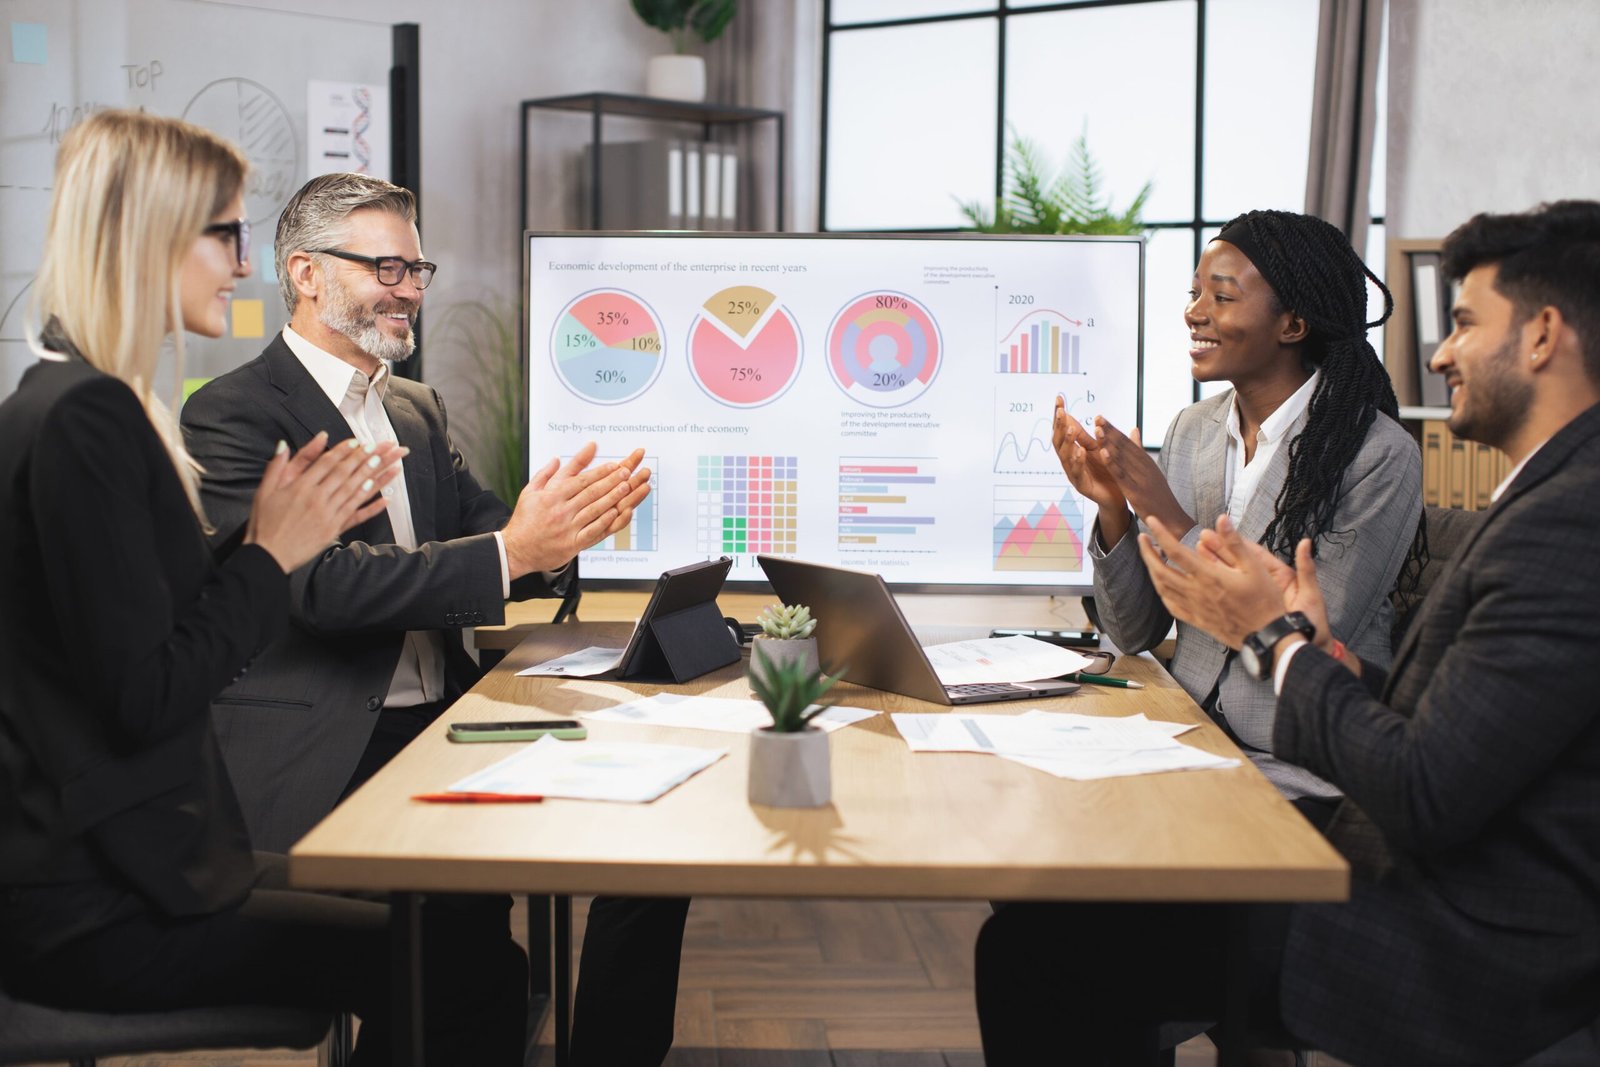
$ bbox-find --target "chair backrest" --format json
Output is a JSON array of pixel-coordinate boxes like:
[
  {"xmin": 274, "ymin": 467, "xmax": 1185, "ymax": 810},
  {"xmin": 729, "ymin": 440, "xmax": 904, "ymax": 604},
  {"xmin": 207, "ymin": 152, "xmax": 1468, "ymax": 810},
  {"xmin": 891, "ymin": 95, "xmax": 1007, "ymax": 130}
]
[{"xmin": 1392, "ymin": 505, "xmax": 1486, "ymax": 652}]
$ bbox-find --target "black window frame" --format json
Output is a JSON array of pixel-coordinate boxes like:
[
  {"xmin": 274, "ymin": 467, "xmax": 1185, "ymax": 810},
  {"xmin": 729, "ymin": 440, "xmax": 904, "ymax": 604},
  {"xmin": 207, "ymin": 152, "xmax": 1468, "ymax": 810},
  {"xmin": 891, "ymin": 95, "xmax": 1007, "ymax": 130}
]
[{"xmin": 819, "ymin": 0, "xmax": 1386, "ymax": 409}]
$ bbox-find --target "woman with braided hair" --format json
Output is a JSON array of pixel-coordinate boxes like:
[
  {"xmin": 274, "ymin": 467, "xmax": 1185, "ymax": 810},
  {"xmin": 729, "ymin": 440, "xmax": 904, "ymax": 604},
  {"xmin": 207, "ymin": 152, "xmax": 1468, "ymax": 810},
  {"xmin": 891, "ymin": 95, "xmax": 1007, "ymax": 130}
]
[{"xmin": 1054, "ymin": 208, "xmax": 1424, "ymax": 818}]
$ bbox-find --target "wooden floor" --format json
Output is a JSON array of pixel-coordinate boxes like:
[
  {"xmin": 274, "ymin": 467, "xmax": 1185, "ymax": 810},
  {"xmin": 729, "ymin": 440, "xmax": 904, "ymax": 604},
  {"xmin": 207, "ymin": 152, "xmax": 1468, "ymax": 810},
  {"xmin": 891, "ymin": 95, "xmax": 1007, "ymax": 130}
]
[{"xmin": 28, "ymin": 896, "xmax": 1349, "ymax": 1067}]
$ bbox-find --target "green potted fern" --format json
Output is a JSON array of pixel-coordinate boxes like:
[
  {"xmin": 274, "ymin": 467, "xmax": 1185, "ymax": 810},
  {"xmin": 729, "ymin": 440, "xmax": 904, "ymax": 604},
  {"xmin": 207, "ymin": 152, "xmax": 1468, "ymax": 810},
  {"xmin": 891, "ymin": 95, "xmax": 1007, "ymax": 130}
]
[
  {"xmin": 631, "ymin": 0, "xmax": 737, "ymax": 102},
  {"xmin": 957, "ymin": 123, "xmax": 1152, "ymax": 236},
  {"xmin": 747, "ymin": 645, "xmax": 842, "ymax": 808},
  {"xmin": 752, "ymin": 602, "xmax": 818, "ymax": 674}
]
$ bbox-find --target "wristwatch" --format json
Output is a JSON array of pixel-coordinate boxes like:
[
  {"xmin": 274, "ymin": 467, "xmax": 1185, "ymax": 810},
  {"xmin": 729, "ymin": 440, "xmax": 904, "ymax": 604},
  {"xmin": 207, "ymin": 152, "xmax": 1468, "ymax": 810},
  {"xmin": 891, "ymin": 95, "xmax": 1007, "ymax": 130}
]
[{"xmin": 1239, "ymin": 611, "xmax": 1316, "ymax": 680}]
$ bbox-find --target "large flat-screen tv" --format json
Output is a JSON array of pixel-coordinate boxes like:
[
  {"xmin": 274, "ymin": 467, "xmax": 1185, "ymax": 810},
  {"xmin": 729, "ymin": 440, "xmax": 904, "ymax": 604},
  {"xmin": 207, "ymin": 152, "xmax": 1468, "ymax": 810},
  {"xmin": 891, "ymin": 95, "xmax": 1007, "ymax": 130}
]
[{"xmin": 524, "ymin": 232, "xmax": 1144, "ymax": 594}]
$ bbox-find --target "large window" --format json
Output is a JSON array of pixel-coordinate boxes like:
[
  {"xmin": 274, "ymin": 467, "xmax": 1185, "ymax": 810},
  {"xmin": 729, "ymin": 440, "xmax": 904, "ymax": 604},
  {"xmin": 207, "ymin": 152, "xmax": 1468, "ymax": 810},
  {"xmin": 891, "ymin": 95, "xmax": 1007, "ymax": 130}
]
[{"xmin": 822, "ymin": 0, "xmax": 1330, "ymax": 445}]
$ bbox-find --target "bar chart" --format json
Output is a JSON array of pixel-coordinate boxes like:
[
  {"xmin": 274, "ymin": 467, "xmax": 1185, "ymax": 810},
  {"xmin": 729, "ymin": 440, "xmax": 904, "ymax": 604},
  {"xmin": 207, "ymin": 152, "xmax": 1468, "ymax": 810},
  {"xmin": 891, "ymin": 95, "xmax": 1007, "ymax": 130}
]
[
  {"xmin": 836, "ymin": 458, "xmax": 938, "ymax": 551},
  {"xmin": 590, "ymin": 457, "xmax": 659, "ymax": 552},
  {"xmin": 997, "ymin": 309, "xmax": 1087, "ymax": 375}
]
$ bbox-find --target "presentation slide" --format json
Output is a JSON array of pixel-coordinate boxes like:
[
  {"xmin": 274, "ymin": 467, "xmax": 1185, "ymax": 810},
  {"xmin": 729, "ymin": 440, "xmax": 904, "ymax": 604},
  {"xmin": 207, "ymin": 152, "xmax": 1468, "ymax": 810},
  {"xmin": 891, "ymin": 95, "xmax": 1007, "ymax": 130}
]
[{"xmin": 526, "ymin": 233, "xmax": 1144, "ymax": 591}]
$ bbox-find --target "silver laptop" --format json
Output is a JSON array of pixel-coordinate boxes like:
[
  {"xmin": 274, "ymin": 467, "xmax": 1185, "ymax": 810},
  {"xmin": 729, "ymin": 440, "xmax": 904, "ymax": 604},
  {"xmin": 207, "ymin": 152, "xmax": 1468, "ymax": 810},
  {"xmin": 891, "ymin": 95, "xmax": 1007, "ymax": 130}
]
[{"xmin": 756, "ymin": 556, "xmax": 1079, "ymax": 706}]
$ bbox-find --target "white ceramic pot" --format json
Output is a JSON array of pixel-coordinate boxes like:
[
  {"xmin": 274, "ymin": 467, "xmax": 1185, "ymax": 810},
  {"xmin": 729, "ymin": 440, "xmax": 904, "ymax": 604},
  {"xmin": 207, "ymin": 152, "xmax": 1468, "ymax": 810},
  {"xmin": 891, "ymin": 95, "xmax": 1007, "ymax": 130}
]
[
  {"xmin": 750, "ymin": 636, "xmax": 819, "ymax": 675},
  {"xmin": 748, "ymin": 726, "xmax": 831, "ymax": 808},
  {"xmin": 645, "ymin": 54, "xmax": 707, "ymax": 102}
]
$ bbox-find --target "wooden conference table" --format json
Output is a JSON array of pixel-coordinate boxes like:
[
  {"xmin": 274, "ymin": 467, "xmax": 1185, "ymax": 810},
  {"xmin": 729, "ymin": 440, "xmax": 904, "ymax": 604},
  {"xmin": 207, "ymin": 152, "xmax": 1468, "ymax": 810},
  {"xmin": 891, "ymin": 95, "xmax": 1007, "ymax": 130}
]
[{"xmin": 290, "ymin": 593, "xmax": 1348, "ymax": 1066}]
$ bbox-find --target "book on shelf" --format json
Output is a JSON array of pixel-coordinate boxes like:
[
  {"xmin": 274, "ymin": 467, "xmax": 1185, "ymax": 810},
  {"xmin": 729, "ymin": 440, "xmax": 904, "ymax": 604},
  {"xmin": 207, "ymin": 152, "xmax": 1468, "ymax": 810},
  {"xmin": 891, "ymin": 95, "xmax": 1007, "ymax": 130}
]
[
  {"xmin": 580, "ymin": 139, "xmax": 741, "ymax": 231},
  {"xmin": 1419, "ymin": 419, "xmax": 1513, "ymax": 512}
]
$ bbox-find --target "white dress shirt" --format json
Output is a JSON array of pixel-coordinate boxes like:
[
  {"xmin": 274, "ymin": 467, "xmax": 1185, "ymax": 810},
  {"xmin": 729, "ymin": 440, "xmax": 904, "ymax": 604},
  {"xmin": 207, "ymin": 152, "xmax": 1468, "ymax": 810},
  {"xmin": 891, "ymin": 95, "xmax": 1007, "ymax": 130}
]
[
  {"xmin": 282, "ymin": 326, "xmax": 510, "ymax": 708},
  {"xmin": 1223, "ymin": 370, "xmax": 1321, "ymax": 526}
]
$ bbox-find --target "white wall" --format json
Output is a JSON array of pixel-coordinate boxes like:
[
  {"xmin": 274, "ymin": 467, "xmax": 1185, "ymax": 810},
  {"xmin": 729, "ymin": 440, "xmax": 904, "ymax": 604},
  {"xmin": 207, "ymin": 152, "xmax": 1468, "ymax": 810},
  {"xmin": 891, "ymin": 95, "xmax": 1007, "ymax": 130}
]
[
  {"xmin": 221, "ymin": 0, "xmax": 820, "ymax": 441},
  {"xmin": 1387, "ymin": 0, "xmax": 1600, "ymax": 238}
]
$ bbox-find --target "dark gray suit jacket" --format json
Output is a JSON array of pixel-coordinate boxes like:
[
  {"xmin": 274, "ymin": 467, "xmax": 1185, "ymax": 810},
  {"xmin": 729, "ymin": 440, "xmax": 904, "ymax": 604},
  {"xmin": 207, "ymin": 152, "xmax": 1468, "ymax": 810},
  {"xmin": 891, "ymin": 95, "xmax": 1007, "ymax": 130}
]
[
  {"xmin": 1274, "ymin": 401, "xmax": 1600, "ymax": 1066},
  {"xmin": 1092, "ymin": 391, "xmax": 1422, "ymax": 798},
  {"xmin": 182, "ymin": 336, "xmax": 562, "ymax": 851}
]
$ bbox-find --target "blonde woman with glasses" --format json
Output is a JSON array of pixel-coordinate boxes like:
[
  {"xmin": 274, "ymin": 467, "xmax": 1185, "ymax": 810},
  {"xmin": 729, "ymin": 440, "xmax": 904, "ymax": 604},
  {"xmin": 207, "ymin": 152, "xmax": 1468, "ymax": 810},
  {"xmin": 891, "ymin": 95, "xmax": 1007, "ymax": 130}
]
[{"xmin": 0, "ymin": 110, "xmax": 523, "ymax": 1064}]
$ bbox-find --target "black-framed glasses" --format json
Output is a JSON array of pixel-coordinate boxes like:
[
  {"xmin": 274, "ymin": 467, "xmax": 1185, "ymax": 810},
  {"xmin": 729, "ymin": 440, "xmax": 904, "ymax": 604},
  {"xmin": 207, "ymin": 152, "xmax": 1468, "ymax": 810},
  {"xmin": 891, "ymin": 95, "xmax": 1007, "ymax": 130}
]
[
  {"xmin": 308, "ymin": 248, "xmax": 436, "ymax": 290},
  {"xmin": 203, "ymin": 218, "xmax": 250, "ymax": 268}
]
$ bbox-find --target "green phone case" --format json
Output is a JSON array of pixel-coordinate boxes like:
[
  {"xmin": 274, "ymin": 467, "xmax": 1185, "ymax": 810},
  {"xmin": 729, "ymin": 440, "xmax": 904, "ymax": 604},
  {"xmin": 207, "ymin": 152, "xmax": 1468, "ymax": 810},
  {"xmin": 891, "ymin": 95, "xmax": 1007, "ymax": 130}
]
[{"xmin": 446, "ymin": 724, "xmax": 588, "ymax": 743}]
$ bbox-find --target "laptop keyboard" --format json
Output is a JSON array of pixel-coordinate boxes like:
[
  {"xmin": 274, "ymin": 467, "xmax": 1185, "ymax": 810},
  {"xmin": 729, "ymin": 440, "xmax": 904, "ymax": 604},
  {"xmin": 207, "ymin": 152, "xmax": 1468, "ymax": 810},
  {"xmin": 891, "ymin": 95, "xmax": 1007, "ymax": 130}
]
[{"xmin": 946, "ymin": 682, "xmax": 1032, "ymax": 697}]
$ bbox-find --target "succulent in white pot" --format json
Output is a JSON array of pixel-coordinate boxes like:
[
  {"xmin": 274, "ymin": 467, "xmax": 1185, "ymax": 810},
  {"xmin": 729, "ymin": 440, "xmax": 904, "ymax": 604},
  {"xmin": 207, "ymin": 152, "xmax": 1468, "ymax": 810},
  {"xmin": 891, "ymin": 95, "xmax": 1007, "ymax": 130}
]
[
  {"xmin": 747, "ymin": 645, "xmax": 841, "ymax": 808},
  {"xmin": 752, "ymin": 602, "xmax": 818, "ymax": 675}
]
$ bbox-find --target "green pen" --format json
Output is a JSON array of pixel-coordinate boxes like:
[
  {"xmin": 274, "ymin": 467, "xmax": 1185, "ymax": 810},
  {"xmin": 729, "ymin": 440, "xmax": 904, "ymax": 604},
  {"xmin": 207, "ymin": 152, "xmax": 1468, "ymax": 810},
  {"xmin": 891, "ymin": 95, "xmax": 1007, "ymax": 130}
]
[{"xmin": 1066, "ymin": 673, "xmax": 1144, "ymax": 689}]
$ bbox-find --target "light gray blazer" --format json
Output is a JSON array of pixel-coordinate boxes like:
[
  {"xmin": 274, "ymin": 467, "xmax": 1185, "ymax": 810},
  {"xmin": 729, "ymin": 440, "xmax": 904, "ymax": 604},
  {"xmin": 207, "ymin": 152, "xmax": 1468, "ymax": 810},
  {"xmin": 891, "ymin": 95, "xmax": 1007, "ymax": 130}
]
[{"xmin": 1090, "ymin": 390, "xmax": 1422, "ymax": 799}]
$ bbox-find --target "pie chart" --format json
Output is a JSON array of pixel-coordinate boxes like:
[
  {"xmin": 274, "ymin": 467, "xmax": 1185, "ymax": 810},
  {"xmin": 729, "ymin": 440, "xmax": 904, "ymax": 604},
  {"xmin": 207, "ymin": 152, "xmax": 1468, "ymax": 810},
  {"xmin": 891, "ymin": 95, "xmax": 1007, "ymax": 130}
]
[
  {"xmin": 686, "ymin": 285, "xmax": 803, "ymax": 408},
  {"xmin": 826, "ymin": 291, "xmax": 942, "ymax": 407},
  {"xmin": 550, "ymin": 289, "xmax": 666, "ymax": 404}
]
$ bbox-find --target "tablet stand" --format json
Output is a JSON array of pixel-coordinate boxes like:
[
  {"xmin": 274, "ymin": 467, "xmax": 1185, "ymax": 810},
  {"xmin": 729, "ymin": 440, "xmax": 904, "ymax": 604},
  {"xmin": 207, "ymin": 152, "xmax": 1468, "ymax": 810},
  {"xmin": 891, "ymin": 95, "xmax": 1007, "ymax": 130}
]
[{"xmin": 619, "ymin": 600, "xmax": 741, "ymax": 683}]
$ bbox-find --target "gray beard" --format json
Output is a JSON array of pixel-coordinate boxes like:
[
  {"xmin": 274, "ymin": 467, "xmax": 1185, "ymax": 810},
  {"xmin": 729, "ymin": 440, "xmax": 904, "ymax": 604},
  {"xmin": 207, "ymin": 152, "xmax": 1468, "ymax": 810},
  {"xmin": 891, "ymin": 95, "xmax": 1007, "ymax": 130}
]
[{"xmin": 318, "ymin": 280, "xmax": 415, "ymax": 363}]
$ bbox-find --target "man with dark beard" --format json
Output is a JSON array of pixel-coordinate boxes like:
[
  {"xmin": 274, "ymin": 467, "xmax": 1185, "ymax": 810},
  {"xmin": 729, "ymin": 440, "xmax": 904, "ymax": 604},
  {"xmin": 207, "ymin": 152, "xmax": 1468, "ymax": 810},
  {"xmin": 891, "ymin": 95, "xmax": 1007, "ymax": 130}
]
[
  {"xmin": 975, "ymin": 200, "xmax": 1600, "ymax": 1066},
  {"xmin": 184, "ymin": 174, "xmax": 691, "ymax": 1065}
]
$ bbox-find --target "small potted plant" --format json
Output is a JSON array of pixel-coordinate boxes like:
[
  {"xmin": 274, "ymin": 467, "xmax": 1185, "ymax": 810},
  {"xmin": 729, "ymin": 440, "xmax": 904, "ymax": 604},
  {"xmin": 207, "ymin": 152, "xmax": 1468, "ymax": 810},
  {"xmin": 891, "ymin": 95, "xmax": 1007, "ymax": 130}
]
[
  {"xmin": 747, "ymin": 646, "xmax": 841, "ymax": 808},
  {"xmin": 630, "ymin": 0, "xmax": 737, "ymax": 102},
  {"xmin": 752, "ymin": 602, "xmax": 818, "ymax": 674}
]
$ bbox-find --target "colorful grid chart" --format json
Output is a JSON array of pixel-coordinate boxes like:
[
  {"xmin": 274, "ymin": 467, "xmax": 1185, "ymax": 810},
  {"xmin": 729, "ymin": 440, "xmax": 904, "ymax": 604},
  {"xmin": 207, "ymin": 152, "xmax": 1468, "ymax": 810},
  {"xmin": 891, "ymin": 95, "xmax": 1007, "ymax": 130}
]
[
  {"xmin": 591, "ymin": 458, "xmax": 658, "ymax": 552},
  {"xmin": 997, "ymin": 309, "xmax": 1086, "ymax": 374},
  {"xmin": 697, "ymin": 455, "xmax": 798, "ymax": 556},
  {"xmin": 993, "ymin": 486, "xmax": 1087, "ymax": 572},
  {"xmin": 837, "ymin": 458, "xmax": 938, "ymax": 550}
]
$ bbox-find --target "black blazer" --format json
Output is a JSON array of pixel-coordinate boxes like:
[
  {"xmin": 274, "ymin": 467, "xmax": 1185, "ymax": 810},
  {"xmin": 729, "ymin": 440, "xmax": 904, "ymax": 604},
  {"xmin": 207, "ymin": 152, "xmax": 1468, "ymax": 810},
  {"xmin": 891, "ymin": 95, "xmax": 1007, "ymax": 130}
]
[
  {"xmin": 181, "ymin": 335, "xmax": 563, "ymax": 851},
  {"xmin": 1273, "ymin": 401, "xmax": 1600, "ymax": 1066},
  {"xmin": 0, "ymin": 354, "xmax": 286, "ymax": 938}
]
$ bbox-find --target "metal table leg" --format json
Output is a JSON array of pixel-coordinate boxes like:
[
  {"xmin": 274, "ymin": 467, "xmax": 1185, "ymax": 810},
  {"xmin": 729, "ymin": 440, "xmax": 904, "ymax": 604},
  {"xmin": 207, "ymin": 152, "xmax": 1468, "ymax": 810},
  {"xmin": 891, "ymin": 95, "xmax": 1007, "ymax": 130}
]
[
  {"xmin": 390, "ymin": 891, "xmax": 423, "ymax": 1066},
  {"xmin": 552, "ymin": 894, "xmax": 573, "ymax": 1067}
]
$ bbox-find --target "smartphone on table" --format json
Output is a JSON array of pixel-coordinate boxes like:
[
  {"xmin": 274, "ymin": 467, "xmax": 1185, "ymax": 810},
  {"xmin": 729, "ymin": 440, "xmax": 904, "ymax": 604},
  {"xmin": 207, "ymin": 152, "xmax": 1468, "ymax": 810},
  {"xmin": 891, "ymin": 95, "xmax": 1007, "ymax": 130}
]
[
  {"xmin": 988, "ymin": 628, "xmax": 1101, "ymax": 648},
  {"xmin": 446, "ymin": 720, "xmax": 587, "ymax": 743}
]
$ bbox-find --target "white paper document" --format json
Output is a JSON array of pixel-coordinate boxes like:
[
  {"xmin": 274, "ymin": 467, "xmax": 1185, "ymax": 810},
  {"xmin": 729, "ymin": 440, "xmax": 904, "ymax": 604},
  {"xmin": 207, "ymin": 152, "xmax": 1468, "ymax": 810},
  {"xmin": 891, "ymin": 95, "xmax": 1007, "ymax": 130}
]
[
  {"xmin": 516, "ymin": 646, "xmax": 627, "ymax": 678},
  {"xmin": 448, "ymin": 735, "xmax": 725, "ymax": 802},
  {"xmin": 923, "ymin": 635, "xmax": 1096, "ymax": 686},
  {"xmin": 891, "ymin": 710, "xmax": 1234, "ymax": 780},
  {"xmin": 584, "ymin": 693, "xmax": 878, "ymax": 735}
]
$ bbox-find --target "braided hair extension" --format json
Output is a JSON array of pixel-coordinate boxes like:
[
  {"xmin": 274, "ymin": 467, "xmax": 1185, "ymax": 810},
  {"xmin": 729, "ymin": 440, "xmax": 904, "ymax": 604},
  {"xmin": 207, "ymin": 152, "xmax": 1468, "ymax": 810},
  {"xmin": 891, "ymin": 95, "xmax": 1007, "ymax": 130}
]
[{"xmin": 1214, "ymin": 209, "xmax": 1428, "ymax": 604}]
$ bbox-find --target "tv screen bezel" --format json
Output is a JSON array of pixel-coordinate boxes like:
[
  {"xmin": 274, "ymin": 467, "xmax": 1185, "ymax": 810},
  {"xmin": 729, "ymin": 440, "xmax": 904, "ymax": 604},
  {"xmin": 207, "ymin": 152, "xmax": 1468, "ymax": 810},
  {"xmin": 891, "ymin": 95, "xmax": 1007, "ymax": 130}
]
[{"xmin": 520, "ymin": 229, "xmax": 1146, "ymax": 597}]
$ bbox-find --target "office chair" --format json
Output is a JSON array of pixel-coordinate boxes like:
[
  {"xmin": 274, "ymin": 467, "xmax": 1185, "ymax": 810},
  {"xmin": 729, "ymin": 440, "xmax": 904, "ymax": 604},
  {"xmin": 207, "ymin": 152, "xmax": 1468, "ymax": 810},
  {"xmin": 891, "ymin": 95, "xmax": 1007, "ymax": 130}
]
[{"xmin": 0, "ymin": 985, "xmax": 351, "ymax": 1067}]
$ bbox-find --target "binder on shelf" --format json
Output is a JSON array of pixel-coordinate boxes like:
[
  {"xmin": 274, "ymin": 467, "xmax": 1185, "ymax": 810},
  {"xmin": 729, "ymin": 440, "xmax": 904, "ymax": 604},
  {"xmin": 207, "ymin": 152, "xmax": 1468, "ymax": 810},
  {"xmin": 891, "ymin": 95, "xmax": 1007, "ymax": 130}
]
[
  {"xmin": 682, "ymin": 139, "xmax": 702, "ymax": 230},
  {"xmin": 1447, "ymin": 435, "xmax": 1468, "ymax": 509},
  {"xmin": 701, "ymin": 143, "xmax": 722, "ymax": 231},
  {"xmin": 1421, "ymin": 420, "xmax": 1446, "ymax": 507},
  {"xmin": 1409, "ymin": 252, "xmax": 1451, "ymax": 407},
  {"xmin": 580, "ymin": 140, "xmax": 685, "ymax": 229},
  {"xmin": 720, "ymin": 149, "xmax": 738, "ymax": 228}
]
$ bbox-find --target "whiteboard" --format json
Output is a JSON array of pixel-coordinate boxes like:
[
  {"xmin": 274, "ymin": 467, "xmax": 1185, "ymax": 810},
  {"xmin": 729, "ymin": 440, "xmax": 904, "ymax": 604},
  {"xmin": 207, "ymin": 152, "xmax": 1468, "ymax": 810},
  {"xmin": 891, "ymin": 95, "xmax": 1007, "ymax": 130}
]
[{"xmin": 0, "ymin": 0, "xmax": 394, "ymax": 398}]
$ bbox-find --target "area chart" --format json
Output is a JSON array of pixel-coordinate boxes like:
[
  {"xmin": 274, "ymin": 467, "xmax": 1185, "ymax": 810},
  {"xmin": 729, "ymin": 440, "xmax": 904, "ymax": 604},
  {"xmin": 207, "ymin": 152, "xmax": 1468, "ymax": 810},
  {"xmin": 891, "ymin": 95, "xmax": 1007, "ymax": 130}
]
[
  {"xmin": 993, "ymin": 486, "xmax": 1087, "ymax": 572},
  {"xmin": 826, "ymin": 291, "xmax": 942, "ymax": 407},
  {"xmin": 687, "ymin": 285, "xmax": 803, "ymax": 408},
  {"xmin": 551, "ymin": 289, "xmax": 665, "ymax": 404}
]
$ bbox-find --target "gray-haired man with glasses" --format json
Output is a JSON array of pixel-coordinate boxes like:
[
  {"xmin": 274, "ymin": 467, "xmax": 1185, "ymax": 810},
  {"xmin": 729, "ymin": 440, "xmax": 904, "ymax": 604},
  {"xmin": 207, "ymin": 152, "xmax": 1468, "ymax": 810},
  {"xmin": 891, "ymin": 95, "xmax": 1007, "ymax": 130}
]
[{"xmin": 183, "ymin": 173, "xmax": 690, "ymax": 1063}]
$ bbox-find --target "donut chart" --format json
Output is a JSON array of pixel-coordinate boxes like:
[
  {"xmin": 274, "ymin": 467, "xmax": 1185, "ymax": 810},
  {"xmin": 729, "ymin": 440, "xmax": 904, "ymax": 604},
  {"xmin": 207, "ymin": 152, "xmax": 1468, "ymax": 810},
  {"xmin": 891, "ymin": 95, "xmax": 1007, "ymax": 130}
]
[
  {"xmin": 826, "ymin": 291, "xmax": 942, "ymax": 407},
  {"xmin": 550, "ymin": 289, "xmax": 665, "ymax": 404},
  {"xmin": 686, "ymin": 285, "xmax": 803, "ymax": 408}
]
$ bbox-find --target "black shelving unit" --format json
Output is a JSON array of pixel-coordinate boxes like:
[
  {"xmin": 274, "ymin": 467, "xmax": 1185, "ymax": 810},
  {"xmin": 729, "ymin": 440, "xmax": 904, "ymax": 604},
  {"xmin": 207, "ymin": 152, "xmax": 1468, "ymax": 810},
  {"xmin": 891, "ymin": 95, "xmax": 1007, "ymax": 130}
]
[{"xmin": 519, "ymin": 91, "xmax": 785, "ymax": 233}]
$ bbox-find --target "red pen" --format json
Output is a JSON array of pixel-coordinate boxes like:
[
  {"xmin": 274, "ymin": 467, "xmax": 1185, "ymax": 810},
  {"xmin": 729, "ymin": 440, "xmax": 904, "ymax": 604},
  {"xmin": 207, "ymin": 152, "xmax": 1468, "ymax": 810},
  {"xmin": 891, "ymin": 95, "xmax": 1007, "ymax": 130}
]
[{"xmin": 412, "ymin": 792, "xmax": 544, "ymax": 803}]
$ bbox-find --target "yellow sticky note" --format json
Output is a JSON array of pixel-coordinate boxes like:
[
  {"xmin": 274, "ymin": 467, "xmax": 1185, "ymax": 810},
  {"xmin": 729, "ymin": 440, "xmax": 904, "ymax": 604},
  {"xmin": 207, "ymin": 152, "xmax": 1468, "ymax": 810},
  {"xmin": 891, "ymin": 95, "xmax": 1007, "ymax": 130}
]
[{"xmin": 230, "ymin": 298, "xmax": 265, "ymax": 339}]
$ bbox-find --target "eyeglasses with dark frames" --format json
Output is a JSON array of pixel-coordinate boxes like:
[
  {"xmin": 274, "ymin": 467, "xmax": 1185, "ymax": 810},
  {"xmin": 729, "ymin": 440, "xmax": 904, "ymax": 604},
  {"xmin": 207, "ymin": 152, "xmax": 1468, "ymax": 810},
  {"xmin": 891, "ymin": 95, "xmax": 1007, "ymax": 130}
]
[
  {"xmin": 203, "ymin": 218, "xmax": 250, "ymax": 268},
  {"xmin": 308, "ymin": 248, "xmax": 437, "ymax": 290}
]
